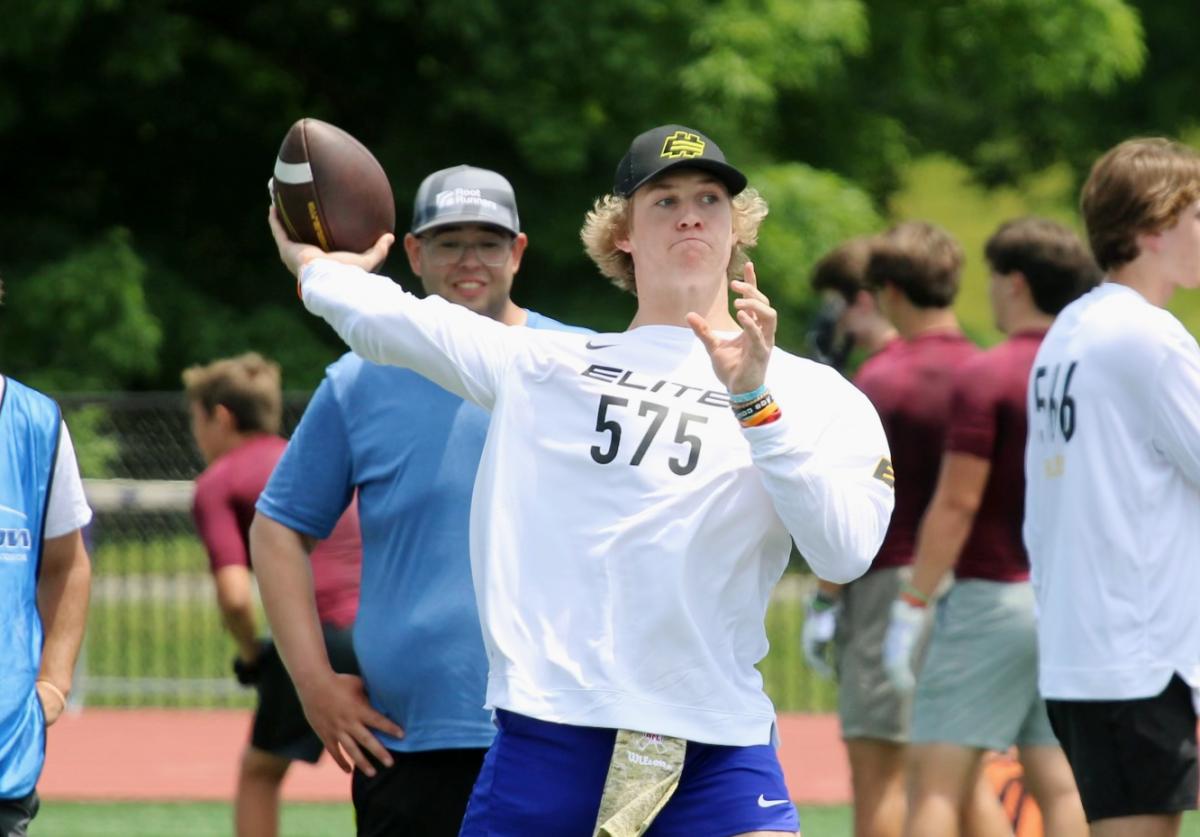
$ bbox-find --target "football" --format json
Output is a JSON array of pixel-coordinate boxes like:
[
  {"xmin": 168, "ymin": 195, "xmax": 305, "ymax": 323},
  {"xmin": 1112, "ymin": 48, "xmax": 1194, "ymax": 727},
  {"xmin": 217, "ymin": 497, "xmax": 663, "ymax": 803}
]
[{"xmin": 271, "ymin": 118, "xmax": 395, "ymax": 253}]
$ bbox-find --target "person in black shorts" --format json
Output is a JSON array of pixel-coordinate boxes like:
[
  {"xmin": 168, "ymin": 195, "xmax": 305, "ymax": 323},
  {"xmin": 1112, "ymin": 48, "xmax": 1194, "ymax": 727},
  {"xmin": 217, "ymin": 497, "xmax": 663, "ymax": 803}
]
[
  {"xmin": 184, "ymin": 353, "xmax": 363, "ymax": 837},
  {"xmin": 1023, "ymin": 138, "xmax": 1200, "ymax": 837}
]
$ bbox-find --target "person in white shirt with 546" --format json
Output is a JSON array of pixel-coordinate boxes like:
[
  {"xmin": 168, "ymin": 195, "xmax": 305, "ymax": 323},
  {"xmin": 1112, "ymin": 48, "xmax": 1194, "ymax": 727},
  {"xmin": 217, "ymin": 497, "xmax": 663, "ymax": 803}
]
[{"xmin": 1024, "ymin": 137, "xmax": 1200, "ymax": 837}]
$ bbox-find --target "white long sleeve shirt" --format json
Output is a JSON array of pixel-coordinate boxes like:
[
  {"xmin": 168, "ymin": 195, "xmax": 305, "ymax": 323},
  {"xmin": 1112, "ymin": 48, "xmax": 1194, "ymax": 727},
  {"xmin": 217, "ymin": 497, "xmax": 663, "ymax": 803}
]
[
  {"xmin": 1024, "ymin": 282, "xmax": 1200, "ymax": 701},
  {"xmin": 301, "ymin": 260, "xmax": 893, "ymax": 745}
]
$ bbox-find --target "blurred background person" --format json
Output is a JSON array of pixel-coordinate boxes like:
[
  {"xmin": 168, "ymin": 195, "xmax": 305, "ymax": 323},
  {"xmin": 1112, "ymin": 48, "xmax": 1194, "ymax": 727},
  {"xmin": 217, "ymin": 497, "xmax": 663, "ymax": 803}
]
[
  {"xmin": 184, "ymin": 352, "xmax": 362, "ymax": 837},
  {"xmin": 884, "ymin": 217, "xmax": 1098, "ymax": 837},
  {"xmin": 806, "ymin": 222, "xmax": 1008, "ymax": 837},
  {"xmin": 1025, "ymin": 138, "xmax": 1200, "ymax": 837}
]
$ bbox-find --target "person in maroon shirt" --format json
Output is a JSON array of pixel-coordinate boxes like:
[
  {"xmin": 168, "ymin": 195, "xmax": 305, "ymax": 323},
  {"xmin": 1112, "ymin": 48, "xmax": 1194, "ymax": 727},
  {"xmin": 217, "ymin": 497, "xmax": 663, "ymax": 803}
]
[
  {"xmin": 805, "ymin": 224, "xmax": 1006, "ymax": 837},
  {"xmin": 884, "ymin": 218, "xmax": 1100, "ymax": 837},
  {"xmin": 184, "ymin": 352, "xmax": 362, "ymax": 837}
]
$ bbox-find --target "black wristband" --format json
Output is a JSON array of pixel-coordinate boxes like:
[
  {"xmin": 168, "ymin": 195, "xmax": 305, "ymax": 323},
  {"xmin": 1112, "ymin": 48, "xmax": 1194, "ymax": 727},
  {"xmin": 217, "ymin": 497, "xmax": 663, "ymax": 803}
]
[
  {"xmin": 232, "ymin": 655, "xmax": 260, "ymax": 686},
  {"xmin": 232, "ymin": 638, "xmax": 273, "ymax": 686}
]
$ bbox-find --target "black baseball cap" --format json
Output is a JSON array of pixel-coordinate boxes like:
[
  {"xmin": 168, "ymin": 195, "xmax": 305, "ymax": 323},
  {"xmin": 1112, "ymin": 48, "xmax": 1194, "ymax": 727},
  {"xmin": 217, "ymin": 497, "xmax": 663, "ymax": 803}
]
[
  {"xmin": 411, "ymin": 165, "xmax": 520, "ymax": 235},
  {"xmin": 613, "ymin": 124, "xmax": 747, "ymax": 198}
]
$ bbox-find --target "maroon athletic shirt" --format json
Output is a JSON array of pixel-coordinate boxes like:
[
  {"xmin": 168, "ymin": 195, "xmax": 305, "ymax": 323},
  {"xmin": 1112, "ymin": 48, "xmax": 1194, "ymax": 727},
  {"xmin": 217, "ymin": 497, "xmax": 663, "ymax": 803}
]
[
  {"xmin": 854, "ymin": 330, "xmax": 979, "ymax": 573},
  {"xmin": 192, "ymin": 434, "xmax": 361, "ymax": 627},
  {"xmin": 946, "ymin": 329, "xmax": 1046, "ymax": 582}
]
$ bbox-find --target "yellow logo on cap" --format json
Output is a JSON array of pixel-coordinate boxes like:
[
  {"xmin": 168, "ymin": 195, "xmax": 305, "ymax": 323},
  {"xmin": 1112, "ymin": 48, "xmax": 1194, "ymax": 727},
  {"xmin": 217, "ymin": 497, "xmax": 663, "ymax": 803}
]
[{"xmin": 660, "ymin": 131, "xmax": 705, "ymax": 159}]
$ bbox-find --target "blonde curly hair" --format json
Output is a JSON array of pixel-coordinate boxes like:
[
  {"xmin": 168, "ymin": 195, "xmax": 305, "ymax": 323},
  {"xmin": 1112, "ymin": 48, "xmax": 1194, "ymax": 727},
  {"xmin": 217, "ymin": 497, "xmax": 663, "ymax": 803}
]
[{"xmin": 580, "ymin": 186, "xmax": 769, "ymax": 295}]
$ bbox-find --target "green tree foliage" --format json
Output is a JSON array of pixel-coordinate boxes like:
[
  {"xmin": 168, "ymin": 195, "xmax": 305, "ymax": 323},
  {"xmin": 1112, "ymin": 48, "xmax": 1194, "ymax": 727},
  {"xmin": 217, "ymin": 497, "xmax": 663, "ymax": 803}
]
[
  {"xmin": 0, "ymin": 0, "xmax": 1179, "ymax": 390},
  {"xmin": 0, "ymin": 228, "xmax": 161, "ymax": 390},
  {"xmin": 783, "ymin": 0, "xmax": 1146, "ymax": 192}
]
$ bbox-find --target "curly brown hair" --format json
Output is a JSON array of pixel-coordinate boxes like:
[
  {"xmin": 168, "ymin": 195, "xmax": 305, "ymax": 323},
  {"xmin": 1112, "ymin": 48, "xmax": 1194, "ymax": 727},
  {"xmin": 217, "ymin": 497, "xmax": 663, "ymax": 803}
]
[{"xmin": 580, "ymin": 187, "xmax": 769, "ymax": 295}]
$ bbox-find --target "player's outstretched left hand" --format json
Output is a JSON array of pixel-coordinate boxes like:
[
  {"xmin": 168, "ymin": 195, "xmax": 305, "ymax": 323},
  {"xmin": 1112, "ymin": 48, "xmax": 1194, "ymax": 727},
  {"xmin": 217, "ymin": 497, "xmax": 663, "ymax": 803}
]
[
  {"xmin": 686, "ymin": 261, "xmax": 777, "ymax": 395},
  {"xmin": 268, "ymin": 205, "xmax": 393, "ymax": 279}
]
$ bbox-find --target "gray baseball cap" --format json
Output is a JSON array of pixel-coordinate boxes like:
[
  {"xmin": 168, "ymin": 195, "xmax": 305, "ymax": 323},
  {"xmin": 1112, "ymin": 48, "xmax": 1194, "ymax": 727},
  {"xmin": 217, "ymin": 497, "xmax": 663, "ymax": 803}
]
[{"xmin": 411, "ymin": 165, "xmax": 520, "ymax": 236}]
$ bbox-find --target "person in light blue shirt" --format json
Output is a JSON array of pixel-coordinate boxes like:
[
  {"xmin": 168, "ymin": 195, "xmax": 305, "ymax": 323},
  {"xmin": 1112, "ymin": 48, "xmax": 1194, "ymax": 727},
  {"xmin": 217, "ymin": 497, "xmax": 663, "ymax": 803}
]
[{"xmin": 250, "ymin": 164, "xmax": 588, "ymax": 837}]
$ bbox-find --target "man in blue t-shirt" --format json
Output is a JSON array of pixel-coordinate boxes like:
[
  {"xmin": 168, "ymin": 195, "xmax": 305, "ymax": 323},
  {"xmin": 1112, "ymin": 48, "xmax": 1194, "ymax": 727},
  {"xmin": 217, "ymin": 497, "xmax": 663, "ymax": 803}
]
[{"xmin": 250, "ymin": 165, "xmax": 588, "ymax": 837}]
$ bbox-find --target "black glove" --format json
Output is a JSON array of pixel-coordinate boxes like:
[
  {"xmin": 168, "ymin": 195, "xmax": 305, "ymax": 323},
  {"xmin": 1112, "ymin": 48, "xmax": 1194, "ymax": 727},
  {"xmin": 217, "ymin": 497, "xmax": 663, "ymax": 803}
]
[
  {"xmin": 232, "ymin": 638, "xmax": 274, "ymax": 686},
  {"xmin": 806, "ymin": 299, "xmax": 854, "ymax": 372}
]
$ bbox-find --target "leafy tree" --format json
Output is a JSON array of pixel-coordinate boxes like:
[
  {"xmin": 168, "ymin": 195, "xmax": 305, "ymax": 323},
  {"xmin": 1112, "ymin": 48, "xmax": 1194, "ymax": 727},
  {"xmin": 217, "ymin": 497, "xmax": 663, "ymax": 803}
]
[
  {"xmin": 0, "ymin": 228, "xmax": 161, "ymax": 390},
  {"xmin": 0, "ymin": 0, "xmax": 1169, "ymax": 390}
]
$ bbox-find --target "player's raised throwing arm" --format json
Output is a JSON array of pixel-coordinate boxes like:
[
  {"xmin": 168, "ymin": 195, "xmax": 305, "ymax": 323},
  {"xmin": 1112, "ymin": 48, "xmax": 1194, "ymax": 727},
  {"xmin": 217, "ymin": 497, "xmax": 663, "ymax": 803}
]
[{"xmin": 270, "ymin": 208, "xmax": 515, "ymax": 408}]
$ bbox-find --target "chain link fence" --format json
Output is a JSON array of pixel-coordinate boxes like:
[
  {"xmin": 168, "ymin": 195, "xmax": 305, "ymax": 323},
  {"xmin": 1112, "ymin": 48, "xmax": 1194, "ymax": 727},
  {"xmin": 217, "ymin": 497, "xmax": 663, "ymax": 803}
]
[
  {"xmin": 60, "ymin": 392, "xmax": 833, "ymax": 712},
  {"xmin": 62, "ymin": 393, "xmax": 310, "ymax": 709}
]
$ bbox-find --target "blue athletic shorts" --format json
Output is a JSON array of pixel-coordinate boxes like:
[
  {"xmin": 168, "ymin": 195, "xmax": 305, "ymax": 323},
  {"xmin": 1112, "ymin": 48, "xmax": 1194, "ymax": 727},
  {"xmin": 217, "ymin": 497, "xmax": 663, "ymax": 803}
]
[{"xmin": 459, "ymin": 710, "xmax": 800, "ymax": 837}]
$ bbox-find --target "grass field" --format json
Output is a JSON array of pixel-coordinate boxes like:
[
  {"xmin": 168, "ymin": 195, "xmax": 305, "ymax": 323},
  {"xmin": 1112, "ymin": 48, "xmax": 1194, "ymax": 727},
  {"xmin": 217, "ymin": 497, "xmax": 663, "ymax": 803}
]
[
  {"xmin": 32, "ymin": 801, "xmax": 834, "ymax": 835},
  {"xmin": 30, "ymin": 801, "xmax": 1200, "ymax": 836}
]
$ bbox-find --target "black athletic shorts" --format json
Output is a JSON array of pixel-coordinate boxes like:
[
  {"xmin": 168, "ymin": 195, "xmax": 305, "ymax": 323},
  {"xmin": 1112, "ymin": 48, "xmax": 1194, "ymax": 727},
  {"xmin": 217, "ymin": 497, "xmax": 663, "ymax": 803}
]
[
  {"xmin": 250, "ymin": 622, "xmax": 358, "ymax": 763},
  {"xmin": 352, "ymin": 747, "xmax": 487, "ymax": 837},
  {"xmin": 0, "ymin": 790, "xmax": 39, "ymax": 837},
  {"xmin": 1046, "ymin": 674, "xmax": 1198, "ymax": 822}
]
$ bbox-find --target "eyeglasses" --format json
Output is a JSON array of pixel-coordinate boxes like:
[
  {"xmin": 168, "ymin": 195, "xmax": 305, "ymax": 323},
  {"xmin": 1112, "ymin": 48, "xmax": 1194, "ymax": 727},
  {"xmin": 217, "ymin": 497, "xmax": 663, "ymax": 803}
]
[{"xmin": 421, "ymin": 235, "xmax": 513, "ymax": 267}]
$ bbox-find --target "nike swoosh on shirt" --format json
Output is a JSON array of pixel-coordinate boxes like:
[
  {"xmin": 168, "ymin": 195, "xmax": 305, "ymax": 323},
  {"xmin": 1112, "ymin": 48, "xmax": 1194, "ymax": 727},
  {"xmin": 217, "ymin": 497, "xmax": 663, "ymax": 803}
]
[
  {"xmin": 586, "ymin": 340, "xmax": 617, "ymax": 350},
  {"xmin": 757, "ymin": 794, "xmax": 789, "ymax": 808}
]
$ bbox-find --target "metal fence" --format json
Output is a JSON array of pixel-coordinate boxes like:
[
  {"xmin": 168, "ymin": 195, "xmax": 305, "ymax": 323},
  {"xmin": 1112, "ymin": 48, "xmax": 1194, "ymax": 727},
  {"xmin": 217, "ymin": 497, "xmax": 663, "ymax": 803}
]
[
  {"xmin": 62, "ymin": 392, "xmax": 311, "ymax": 708},
  {"xmin": 61, "ymin": 393, "xmax": 834, "ymax": 712}
]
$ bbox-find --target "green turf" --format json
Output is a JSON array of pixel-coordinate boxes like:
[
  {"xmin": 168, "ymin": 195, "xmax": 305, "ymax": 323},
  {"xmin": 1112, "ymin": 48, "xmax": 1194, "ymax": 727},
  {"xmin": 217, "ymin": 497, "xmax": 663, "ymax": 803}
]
[
  {"xmin": 33, "ymin": 801, "xmax": 354, "ymax": 836},
  {"xmin": 31, "ymin": 801, "xmax": 1200, "ymax": 835},
  {"xmin": 32, "ymin": 800, "xmax": 1200, "ymax": 835}
]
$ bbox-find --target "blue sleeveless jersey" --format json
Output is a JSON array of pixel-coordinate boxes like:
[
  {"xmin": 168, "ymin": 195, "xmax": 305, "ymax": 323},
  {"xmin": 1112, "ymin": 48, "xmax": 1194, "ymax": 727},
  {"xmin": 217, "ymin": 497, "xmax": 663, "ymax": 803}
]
[{"xmin": 0, "ymin": 378, "xmax": 60, "ymax": 798}]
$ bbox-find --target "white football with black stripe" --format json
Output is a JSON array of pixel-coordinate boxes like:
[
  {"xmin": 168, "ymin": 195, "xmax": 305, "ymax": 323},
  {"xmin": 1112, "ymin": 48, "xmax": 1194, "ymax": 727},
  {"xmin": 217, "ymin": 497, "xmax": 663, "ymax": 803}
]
[{"xmin": 271, "ymin": 118, "xmax": 395, "ymax": 253}]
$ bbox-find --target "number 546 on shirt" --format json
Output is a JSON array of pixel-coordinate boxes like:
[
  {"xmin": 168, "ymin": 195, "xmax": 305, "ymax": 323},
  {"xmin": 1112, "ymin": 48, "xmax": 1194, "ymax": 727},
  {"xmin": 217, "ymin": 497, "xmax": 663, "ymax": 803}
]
[{"xmin": 1032, "ymin": 361, "xmax": 1079, "ymax": 444}]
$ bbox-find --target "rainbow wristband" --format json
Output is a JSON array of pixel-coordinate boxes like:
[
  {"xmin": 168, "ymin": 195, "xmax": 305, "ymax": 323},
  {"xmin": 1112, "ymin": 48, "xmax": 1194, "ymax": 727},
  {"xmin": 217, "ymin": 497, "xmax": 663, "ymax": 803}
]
[
  {"xmin": 742, "ymin": 402, "xmax": 782, "ymax": 427},
  {"xmin": 899, "ymin": 582, "xmax": 930, "ymax": 609},
  {"xmin": 733, "ymin": 391, "xmax": 782, "ymax": 428}
]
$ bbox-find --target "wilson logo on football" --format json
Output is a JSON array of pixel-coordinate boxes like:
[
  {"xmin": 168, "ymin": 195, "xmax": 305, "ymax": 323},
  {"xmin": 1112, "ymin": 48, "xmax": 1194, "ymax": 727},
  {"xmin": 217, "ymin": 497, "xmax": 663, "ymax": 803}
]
[{"xmin": 660, "ymin": 131, "xmax": 705, "ymax": 159}]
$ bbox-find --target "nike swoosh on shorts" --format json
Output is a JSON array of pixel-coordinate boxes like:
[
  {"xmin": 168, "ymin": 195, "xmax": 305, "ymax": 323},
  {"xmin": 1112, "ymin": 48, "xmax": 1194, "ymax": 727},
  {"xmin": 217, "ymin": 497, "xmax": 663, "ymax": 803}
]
[{"xmin": 757, "ymin": 794, "xmax": 789, "ymax": 808}]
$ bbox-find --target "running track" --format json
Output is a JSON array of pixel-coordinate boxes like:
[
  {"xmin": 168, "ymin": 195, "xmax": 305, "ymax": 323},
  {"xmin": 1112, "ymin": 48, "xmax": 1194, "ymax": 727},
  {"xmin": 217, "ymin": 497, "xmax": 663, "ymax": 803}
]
[{"xmin": 38, "ymin": 710, "xmax": 849, "ymax": 803}]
